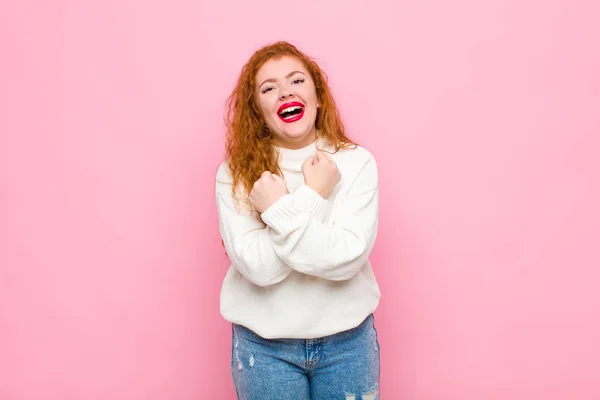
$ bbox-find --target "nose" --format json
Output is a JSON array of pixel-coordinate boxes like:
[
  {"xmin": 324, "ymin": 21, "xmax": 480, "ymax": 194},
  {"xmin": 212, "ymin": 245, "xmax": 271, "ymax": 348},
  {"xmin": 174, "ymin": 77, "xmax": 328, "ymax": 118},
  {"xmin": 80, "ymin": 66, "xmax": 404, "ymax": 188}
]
[{"xmin": 279, "ymin": 90, "xmax": 294, "ymax": 100}]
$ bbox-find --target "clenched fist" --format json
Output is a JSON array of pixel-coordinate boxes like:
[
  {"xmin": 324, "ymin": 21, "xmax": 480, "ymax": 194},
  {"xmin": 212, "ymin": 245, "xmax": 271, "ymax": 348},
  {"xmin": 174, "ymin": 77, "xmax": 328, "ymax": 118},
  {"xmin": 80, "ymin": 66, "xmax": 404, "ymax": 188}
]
[
  {"xmin": 302, "ymin": 151, "xmax": 341, "ymax": 199},
  {"xmin": 248, "ymin": 171, "xmax": 289, "ymax": 213}
]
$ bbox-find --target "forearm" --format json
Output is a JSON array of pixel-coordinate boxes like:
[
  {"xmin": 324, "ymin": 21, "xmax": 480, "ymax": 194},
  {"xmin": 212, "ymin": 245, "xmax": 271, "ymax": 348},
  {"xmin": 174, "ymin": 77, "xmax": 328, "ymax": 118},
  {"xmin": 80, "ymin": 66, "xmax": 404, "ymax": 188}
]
[{"xmin": 261, "ymin": 186, "xmax": 378, "ymax": 280}]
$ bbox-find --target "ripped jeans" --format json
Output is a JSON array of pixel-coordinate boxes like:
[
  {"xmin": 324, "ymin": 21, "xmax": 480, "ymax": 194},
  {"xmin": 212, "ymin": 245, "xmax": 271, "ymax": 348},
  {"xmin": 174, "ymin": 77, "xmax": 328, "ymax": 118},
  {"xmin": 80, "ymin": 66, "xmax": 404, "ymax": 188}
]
[{"xmin": 230, "ymin": 314, "xmax": 380, "ymax": 400}]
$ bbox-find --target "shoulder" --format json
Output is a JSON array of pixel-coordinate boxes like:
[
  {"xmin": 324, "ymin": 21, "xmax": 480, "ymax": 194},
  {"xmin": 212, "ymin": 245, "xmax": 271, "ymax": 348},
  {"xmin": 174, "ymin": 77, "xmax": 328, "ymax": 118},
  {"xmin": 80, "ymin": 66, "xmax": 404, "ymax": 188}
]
[
  {"xmin": 331, "ymin": 143, "xmax": 378, "ymax": 172},
  {"xmin": 216, "ymin": 159, "xmax": 233, "ymax": 184},
  {"xmin": 340, "ymin": 143, "xmax": 376, "ymax": 161},
  {"xmin": 325, "ymin": 143, "xmax": 379, "ymax": 192}
]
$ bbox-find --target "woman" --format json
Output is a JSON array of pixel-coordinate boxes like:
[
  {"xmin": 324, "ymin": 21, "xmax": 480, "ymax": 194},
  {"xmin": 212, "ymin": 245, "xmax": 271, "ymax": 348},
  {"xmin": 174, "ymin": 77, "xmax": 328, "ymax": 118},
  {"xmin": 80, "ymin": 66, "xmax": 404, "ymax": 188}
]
[{"xmin": 215, "ymin": 41, "xmax": 381, "ymax": 400}]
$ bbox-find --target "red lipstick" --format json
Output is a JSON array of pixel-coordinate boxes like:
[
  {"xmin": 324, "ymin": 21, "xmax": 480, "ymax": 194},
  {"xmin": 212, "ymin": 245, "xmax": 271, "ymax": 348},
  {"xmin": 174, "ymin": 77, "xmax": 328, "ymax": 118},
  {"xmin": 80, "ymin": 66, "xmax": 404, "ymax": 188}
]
[{"xmin": 277, "ymin": 102, "xmax": 305, "ymax": 123}]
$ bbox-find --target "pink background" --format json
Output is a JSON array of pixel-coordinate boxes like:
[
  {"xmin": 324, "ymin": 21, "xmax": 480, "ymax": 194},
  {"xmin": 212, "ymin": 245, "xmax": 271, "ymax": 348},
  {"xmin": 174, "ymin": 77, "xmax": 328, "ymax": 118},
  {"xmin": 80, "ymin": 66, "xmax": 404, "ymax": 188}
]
[{"xmin": 1, "ymin": 0, "xmax": 599, "ymax": 398}]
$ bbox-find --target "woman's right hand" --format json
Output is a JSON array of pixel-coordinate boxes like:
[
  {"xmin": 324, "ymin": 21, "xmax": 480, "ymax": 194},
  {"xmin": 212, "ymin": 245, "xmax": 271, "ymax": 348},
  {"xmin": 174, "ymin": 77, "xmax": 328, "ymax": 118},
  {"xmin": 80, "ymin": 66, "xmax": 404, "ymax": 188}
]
[
  {"xmin": 301, "ymin": 151, "xmax": 341, "ymax": 199},
  {"xmin": 248, "ymin": 171, "xmax": 289, "ymax": 213}
]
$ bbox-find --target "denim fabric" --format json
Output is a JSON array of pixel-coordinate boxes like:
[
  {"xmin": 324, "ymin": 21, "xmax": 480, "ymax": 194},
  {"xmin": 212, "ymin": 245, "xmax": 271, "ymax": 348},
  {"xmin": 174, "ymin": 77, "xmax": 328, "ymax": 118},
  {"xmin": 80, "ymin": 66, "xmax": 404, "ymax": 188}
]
[{"xmin": 231, "ymin": 314, "xmax": 380, "ymax": 400}]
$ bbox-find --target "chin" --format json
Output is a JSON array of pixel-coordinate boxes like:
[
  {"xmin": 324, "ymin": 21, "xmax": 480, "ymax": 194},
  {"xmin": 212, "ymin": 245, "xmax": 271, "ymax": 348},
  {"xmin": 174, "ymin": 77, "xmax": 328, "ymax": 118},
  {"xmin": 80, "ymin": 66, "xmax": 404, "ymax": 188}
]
[
  {"xmin": 284, "ymin": 128, "xmax": 314, "ymax": 140},
  {"xmin": 283, "ymin": 128, "xmax": 308, "ymax": 138},
  {"xmin": 272, "ymin": 128, "xmax": 315, "ymax": 148}
]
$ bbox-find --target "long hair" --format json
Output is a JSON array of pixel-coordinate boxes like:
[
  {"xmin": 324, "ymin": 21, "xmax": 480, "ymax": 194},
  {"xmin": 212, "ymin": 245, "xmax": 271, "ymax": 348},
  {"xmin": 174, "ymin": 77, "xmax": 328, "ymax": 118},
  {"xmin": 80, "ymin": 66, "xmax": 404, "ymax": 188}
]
[{"xmin": 223, "ymin": 41, "xmax": 356, "ymax": 207}]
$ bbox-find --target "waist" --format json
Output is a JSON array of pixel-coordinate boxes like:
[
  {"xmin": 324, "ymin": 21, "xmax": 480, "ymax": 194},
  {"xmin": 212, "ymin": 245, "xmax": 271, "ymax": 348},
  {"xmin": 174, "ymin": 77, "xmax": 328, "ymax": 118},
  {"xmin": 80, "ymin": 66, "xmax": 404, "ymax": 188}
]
[
  {"xmin": 220, "ymin": 267, "xmax": 381, "ymax": 339},
  {"xmin": 233, "ymin": 313, "xmax": 375, "ymax": 343}
]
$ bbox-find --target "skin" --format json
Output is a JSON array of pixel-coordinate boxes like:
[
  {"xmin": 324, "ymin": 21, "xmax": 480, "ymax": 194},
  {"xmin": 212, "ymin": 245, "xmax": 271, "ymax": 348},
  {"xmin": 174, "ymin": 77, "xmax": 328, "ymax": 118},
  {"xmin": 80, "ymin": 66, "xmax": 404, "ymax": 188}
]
[
  {"xmin": 249, "ymin": 56, "xmax": 341, "ymax": 214},
  {"xmin": 254, "ymin": 55, "xmax": 319, "ymax": 150}
]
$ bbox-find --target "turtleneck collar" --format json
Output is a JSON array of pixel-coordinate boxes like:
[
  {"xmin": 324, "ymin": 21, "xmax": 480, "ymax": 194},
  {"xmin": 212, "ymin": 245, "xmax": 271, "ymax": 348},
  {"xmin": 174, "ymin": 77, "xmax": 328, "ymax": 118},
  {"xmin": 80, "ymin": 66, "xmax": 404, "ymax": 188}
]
[{"xmin": 275, "ymin": 136, "xmax": 331, "ymax": 173}]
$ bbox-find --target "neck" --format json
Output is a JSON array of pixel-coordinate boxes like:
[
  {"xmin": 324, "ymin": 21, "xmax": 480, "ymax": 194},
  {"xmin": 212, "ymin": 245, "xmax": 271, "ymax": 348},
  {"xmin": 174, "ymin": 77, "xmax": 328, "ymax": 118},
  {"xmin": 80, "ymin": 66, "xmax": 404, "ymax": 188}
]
[
  {"xmin": 275, "ymin": 135, "xmax": 330, "ymax": 173},
  {"xmin": 272, "ymin": 130, "xmax": 317, "ymax": 150}
]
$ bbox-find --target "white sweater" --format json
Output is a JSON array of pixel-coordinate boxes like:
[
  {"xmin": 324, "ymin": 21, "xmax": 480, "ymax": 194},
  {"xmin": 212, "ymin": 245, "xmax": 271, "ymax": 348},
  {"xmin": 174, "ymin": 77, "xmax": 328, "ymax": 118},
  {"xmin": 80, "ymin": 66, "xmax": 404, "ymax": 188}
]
[{"xmin": 216, "ymin": 138, "xmax": 381, "ymax": 339}]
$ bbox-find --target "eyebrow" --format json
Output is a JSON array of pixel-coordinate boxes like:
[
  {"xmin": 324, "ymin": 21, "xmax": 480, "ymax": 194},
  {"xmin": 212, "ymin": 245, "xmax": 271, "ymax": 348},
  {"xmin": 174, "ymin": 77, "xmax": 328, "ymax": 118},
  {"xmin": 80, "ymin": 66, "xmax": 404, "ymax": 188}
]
[{"xmin": 258, "ymin": 71, "xmax": 305, "ymax": 89}]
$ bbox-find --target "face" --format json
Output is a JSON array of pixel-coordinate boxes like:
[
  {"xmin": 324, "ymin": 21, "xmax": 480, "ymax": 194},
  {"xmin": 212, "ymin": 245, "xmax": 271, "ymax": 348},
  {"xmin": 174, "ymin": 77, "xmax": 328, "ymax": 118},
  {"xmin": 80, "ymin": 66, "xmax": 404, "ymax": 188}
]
[{"xmin": 255, "ymin": 56, "xmax": 319, "ymax": 149}]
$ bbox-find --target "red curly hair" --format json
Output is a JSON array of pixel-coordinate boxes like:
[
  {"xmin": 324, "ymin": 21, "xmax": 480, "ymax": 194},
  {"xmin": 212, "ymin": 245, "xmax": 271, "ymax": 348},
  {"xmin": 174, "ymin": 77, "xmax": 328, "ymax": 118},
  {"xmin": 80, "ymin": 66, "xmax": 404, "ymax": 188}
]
[{"xmin": 223, "ymin": 41, "xmax": 356, "ymax": 205}]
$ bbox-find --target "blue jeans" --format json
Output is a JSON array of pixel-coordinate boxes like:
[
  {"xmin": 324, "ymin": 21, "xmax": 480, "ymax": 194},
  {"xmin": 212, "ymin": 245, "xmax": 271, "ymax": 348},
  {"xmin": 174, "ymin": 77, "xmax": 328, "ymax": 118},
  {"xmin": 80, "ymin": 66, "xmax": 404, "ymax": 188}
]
[{"xmin": 231, "ymin": 314, "xmax": 380, "ymax": 400}]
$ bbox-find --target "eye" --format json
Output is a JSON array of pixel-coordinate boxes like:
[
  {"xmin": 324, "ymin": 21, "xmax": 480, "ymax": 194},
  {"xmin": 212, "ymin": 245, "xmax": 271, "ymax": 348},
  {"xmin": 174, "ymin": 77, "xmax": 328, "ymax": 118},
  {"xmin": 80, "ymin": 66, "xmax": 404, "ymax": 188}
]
[
  {"xmin": 292, "ymin": 78, "xmax": 305, "ymax": 84},
  {"xmin": 261, "ymin": 86, "xmax": 275, "ymax": 94}
]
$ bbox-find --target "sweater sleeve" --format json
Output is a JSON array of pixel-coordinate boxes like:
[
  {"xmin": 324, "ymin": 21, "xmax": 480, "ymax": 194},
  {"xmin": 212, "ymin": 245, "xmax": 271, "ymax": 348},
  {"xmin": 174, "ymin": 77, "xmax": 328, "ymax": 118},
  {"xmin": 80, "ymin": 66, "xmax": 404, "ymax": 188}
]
[
  {"xmin": 215, "ymin": 162, "xmax": 332, "ymax": 287},
  {"xmin": 260, "ymin": 155, "xmax": 379, "ymax": 281},
  {"xmin": 215, "ymin": 163, "xmax": 292, "ymax": 287}
]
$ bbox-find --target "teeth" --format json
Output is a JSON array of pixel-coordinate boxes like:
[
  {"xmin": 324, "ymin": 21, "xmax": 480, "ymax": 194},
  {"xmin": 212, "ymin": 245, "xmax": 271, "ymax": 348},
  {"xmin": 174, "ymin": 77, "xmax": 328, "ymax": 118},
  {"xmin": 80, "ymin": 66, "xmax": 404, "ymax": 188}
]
[{"xmin": 279, "ymin": 106, "xmax": 302, "ymax": 114}]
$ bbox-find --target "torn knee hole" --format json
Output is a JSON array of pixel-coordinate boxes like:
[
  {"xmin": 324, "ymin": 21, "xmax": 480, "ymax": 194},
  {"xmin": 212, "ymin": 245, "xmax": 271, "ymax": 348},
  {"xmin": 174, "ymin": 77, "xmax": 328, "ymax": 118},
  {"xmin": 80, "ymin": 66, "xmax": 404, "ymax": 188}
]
[{"xmin": 345, "ymin": 387, "xmax": 378, "ymax": 400}]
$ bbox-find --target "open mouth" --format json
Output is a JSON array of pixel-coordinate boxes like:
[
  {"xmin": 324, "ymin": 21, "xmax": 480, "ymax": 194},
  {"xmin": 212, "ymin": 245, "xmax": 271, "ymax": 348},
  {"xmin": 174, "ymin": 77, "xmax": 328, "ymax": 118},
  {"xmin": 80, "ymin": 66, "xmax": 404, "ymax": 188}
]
[{"xmin": 277, "ymin": 102, "xmax": 305, "ymax": 123}]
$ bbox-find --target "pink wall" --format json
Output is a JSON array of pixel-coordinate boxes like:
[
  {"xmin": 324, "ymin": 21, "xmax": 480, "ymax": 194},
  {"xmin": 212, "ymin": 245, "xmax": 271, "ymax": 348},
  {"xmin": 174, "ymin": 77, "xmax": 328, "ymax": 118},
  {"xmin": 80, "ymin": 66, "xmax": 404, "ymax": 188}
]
[{"xmin": 1, "ymin": 0, "xmax": 599, "ymax": 398}]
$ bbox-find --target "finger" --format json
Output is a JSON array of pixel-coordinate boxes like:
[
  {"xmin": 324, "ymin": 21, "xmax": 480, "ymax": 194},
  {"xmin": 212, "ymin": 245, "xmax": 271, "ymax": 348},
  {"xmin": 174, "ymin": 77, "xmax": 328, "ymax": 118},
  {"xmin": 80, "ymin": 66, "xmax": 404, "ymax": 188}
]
[
  {"xmin": 302, "ymin": 156, "xmax": 314, "ymax": 170},
  {"xmin": 314, "ymin": 151, "xmax": 323, "ymax": 163},
  {"xmin": 272, "ymin": 173, "xmax": 283, "ymax": 182}
]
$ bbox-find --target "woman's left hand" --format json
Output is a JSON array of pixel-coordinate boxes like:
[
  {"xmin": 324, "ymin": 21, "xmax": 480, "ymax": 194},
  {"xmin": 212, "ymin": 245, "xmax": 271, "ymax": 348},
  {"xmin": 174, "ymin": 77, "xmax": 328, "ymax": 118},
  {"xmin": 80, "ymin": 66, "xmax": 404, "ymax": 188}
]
[{"xmin": 248, "ymin": 171, "xmax": 289, "ymax": 213}]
